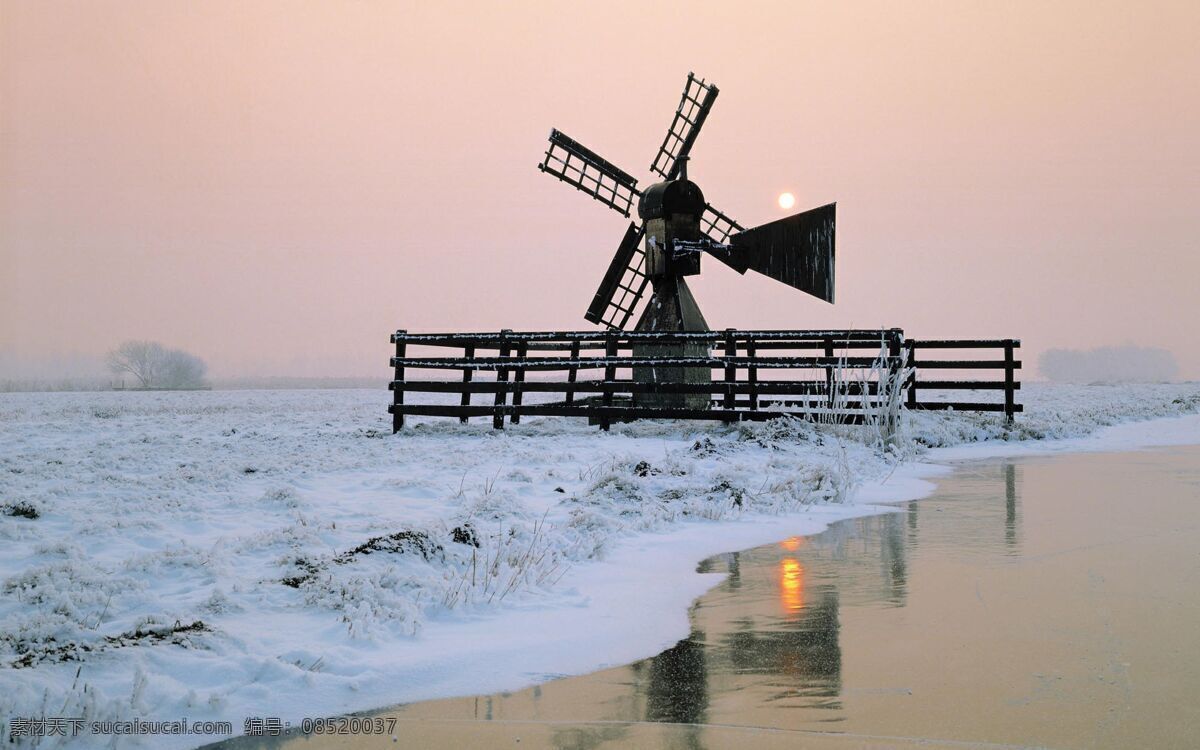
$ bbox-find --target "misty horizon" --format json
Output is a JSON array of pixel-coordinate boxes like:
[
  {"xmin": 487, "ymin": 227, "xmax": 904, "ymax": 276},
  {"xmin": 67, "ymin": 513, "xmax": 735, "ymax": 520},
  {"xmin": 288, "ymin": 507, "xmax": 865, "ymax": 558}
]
[{"xmin": 3, "ymin": 2, "xmax": 1198, "ymax": 381}]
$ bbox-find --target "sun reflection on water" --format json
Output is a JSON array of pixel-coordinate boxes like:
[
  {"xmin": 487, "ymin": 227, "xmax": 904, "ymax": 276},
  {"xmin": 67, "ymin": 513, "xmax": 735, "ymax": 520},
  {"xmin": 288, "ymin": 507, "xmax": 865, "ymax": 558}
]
[
  {"xmin": 780, "ymin": 557, "xmax": 805, "ymax": 613},
  {"xmin": 779, "ymin": 536, "xmax": 804, "ymax": 552}
]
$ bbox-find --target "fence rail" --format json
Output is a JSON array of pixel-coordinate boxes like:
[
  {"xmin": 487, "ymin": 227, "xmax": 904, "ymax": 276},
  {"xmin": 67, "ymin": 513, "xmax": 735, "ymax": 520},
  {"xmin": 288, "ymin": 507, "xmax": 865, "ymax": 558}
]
[
  {"xmin": 905, "ymin": 339, "xmax": 1022, "ymax": 421},
  {"xmin": 390, "ymin": 329, "xmax": 906, "ymax": 431},
  {"xmin": 388, "ymin": 329, "xmax": 1021, "ymax": 431}
]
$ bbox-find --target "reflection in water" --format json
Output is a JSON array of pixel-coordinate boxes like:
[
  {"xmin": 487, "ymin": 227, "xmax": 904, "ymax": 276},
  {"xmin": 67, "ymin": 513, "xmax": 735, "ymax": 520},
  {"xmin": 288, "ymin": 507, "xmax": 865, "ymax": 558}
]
[
  {"xmin": 216, "ymin": 452, "xmax": 1075, "ymax": 750},
  {"xmin": 549, "ymin": 724, "xmax": 629, "ymax": 750},
  {"xmin": 778, "ymin": 535, "xmax": 803, "ymax": 552},
  {"xmin": 726, "ymin": 550, "xmax": 741, "ymax": 590},
  {"xmin": 779, "ymin": 558, "xmax": 805, "ymax": 613},
  {"xmin": 720, "ymin": 591, "xmax": 843, "ymax": 710},
  {"xmin": 1005, "ymin": 462, "xmax": 1018, "ymax": 551},
  {"xmin": 880, "ymin": 513, "xmax": 907, "ymax": 604},
  {"xmin": 633, "ymin": 634, "xmax": 710, "ymax": 750},
  {"xmin": 621, "ymin": 463, "xmax": 1027, "ymax": 726},
  {"xmin": 640, "ymin": 634, "xmax": 709, "ymax": 725}
]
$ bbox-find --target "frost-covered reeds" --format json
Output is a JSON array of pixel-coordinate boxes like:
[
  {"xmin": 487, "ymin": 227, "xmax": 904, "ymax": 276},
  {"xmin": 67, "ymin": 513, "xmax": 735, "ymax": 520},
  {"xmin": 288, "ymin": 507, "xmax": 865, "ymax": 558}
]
[
  {"xmin": 818, "ymin": 334, "xmax": 911, "ymax": 449},
  {"xmin": 440, "ymin": 511, "xmax": 569, "ymax": 610}
]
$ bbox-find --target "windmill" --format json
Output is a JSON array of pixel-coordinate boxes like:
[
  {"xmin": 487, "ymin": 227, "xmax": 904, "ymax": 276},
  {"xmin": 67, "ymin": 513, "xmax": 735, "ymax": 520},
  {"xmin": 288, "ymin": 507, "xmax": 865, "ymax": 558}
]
[{"xmin": 538, "ymin": 72, "xmax": 836, "ymax": 408}]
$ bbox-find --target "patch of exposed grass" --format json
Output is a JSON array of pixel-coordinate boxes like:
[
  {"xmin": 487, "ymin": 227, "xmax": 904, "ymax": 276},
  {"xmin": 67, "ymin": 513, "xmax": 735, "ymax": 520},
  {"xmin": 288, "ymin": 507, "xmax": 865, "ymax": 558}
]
[
  {"xmin": 8, "ymin": 620, "xmax": 208, "ymax": 669},
  {"xmin": 281, "ymin": 529, "xmax": 443, "ymax": 588},
  {"xmin": 2, "ymin": 501, "xmax": 40, "ymax": 520}
]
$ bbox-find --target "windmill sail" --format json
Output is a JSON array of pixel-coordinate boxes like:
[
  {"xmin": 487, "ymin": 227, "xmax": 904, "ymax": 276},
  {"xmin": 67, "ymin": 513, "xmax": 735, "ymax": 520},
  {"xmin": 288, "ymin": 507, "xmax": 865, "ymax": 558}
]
[
  {"xmin": 584, "ymin": 223, "xmax": 651, "ymax": 328},
  {"xmin": 538, "ymin": 129, "xmax": 641, "ymax": 217},
  {"xmin": 729, "ymin": 203, "xmax": 836, "ymax": 303},
  {"xmin": 699, "ymin": 202, "xmax": 748, "ymax": 273},
  {"xmin": 649, "ymin": 73, "xmax": 720, "ymax": 181}
]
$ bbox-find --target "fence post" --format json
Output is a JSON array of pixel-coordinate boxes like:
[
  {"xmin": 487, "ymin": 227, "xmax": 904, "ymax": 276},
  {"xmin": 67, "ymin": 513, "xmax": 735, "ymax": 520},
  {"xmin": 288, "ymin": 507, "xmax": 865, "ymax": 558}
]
[
  {"xmin": 824, "ymin": 336, "xmax": 835, "ymax": 411},
  {"xmin": 905, "ymin": 341, "xmax": 918, "ymax": 411},
  {"xmin": 511, "ymin": 340, "xmax": 528, "ymax": 425},
  {"xmin": 493, "ymin": 329, "xmax": 511, "ymax": 430},
  {"xmin": 723, "ymin": 328, "xmax": 737, "ymax": 411},
  {"xmin": 391, "ymin": 330, "xmax": 406, "ymax": 433},
  {"xmin": 459, "ymin": 345, "xmax": 474, "ymax": 424},
  {"xmin": 747, "ymin": 336, "xmax": 759, "ymax": 412},
  {"xmin": 600, "ymin": 330, "xmax": 617, "ymax": 431},
  {"xmin": 1004, "ymin": 340, "xmax": 1016, "ymax": 423},
  {"xmin": 885, "ymin": 332, "xmax": 903, "ymax": 441},
  {"xmin": 565, "ymin": 339, "xmax": 581, "ymax": 406}
]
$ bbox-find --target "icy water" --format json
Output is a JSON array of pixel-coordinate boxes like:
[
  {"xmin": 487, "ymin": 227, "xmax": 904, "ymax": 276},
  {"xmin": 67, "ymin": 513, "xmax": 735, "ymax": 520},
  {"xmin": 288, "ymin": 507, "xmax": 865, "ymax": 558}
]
[{"xmin": 221, "ymin": 445, "xmax": 1200, "ymax": 749}]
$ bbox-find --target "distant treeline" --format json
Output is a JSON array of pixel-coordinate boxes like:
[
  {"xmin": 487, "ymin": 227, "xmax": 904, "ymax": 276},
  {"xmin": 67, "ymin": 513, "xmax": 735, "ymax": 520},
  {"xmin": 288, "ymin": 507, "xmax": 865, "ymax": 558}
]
[
  {"xmin": 1039, "ymin": 346, "xmax": 1179, "ymax": 383},
  {"xmin": 0, "ymin": 378, "xmax": 113, "ymax": 393},
  {"xmin": 213, "ymin": 376, "xmax": 383, "ymax": 390},
  {"xmin": 1, "ymin": 376, "xmax": 383, "ymax": 393}
]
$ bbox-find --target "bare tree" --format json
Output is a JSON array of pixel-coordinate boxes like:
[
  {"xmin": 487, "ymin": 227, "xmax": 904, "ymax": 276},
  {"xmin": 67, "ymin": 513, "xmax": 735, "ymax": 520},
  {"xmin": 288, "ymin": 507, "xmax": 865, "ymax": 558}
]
[
  {"xmin": 159, "ymin": 349, "xmax": 207, "ymax": 389},
  {"xmin": 106, "ymin": 341, "xmax": 165, "ymax": 388},
  {"xmin": 106, "ymin": 341, "xmax": 207, "ymax": 389}
]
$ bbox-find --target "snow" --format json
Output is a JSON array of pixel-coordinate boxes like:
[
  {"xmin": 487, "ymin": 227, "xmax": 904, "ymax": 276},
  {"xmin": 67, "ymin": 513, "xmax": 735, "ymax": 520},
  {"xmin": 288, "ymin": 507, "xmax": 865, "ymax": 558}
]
[{"xmin": 1, "ymin": 383, "xmax": 1198, "ymax": 747}]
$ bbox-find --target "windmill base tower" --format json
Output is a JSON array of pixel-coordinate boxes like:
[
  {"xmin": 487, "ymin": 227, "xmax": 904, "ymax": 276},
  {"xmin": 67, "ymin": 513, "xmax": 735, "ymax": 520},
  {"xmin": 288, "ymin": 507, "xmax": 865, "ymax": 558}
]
[{"xmin": 632, "ymin": 276, "xmax": 711, "ymax": 410}]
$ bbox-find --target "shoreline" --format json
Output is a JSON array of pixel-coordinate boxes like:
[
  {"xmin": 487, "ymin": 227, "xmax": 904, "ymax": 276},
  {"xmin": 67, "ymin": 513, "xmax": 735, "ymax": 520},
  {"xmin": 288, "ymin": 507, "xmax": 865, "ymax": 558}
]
[
  {"xmin": 278, "ymin": 412, "xmax": 1200, "ymax": 727},
  {"xmin": 297, "ymin": 443, "xmax": 1200, "ymax": 750}
]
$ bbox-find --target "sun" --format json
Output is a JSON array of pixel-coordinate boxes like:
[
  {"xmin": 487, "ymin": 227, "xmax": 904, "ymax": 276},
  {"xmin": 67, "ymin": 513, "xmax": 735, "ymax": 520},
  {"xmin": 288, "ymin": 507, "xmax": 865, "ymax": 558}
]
[{"xmin": 777, "ymin": 192, "xmax": 796, "ymax": 210}]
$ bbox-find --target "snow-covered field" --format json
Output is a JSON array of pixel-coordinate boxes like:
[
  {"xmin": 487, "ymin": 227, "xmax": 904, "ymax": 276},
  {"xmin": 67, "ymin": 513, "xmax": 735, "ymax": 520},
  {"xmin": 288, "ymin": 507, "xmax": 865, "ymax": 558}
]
[{"xmin": 2, "ymin": 383, "xmax": 1199, "ymax": 747}]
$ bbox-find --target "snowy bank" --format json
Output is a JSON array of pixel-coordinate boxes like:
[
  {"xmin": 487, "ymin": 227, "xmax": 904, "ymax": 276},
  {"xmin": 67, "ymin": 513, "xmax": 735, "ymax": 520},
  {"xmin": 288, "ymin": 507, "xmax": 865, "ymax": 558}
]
[{"xmin": 1, "ymin": 383, "xmax": 1198, "ymax": 747}]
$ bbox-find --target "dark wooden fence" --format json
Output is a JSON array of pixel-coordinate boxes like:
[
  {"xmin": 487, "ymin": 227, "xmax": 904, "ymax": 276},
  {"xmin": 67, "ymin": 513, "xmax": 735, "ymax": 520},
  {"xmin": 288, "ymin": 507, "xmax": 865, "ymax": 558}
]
[
  {"xmin": 904, "ymin": 339, "xmax": 1022, "ymax": 422},
  {"xmin": 390, "ymin": 329, "xmax": 907, "ymax": 431},
  {"xmin": 388, "ymin": 329, "xmax": 1022, "ymax": 431}
]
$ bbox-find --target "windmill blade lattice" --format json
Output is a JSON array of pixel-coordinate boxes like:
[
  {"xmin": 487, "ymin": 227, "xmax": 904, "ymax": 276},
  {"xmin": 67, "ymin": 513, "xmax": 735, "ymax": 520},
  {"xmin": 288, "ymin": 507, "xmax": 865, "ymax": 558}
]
[
  {"xmin": 538, "ymin": 129, "xmax": 640, "ymax": 218},
  {"xmin": 699, "ymin": 202, "xmax": 747, "ymax": 273},
  {"xmin": 584, "ymin": 223, "xmax": 650, "ymax": 328},
  {"xmin": 649, "ymin": 73, "xmax": 720, "ymax": 181}
]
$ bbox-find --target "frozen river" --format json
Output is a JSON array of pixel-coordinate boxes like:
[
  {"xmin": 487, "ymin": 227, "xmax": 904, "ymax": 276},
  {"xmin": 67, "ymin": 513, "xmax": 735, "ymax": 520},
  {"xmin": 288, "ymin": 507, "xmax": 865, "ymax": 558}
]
[{"xmin": 225, "ymin": 444, "xmax": 1200, "ymax": 748}]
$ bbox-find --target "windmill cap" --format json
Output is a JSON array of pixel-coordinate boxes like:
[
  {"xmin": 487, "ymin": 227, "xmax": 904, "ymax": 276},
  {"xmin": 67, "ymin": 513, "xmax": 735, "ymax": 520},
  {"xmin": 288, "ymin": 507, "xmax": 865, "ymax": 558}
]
[{"xmin": 638, "ymin": 179, "xmax": 706, "ymax": 221}]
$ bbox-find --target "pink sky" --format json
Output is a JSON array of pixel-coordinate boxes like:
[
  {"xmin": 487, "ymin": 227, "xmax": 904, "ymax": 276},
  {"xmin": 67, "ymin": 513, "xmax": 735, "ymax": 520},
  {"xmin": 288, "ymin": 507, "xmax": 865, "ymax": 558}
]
[{"xmin": 2, "ymin": 1, "xmax": 1198, "ymax": 378}]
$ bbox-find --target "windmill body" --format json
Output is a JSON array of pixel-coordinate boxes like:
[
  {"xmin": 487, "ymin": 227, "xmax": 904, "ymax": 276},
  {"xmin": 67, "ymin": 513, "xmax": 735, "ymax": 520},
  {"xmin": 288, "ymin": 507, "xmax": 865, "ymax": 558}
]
[
  {"xmin": 633, "ymin": 170, "xmax": 712, "ymax": 408},
  {"xmin": 538, "ymin": 72, "xmax": 838, "ymax": 409}
]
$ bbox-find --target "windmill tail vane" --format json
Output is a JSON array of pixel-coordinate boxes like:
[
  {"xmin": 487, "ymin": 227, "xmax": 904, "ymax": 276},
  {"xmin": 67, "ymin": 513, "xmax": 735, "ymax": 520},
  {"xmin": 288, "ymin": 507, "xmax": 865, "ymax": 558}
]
[{"xmin": 537, "ymin": 71, "xmax": 836, "ymax": 331}]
